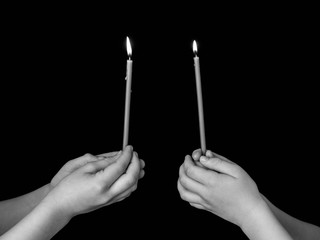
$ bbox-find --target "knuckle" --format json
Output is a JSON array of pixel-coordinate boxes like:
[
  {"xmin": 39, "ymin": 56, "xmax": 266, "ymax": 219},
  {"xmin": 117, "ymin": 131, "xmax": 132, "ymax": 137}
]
[{"xmin": 84, "ymin": 153, "xmax": 95, "ymax": 160}]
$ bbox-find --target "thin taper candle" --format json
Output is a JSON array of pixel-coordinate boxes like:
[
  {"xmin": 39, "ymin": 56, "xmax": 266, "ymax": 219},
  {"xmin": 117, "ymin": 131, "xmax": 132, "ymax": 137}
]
[
  {"xmin": 193, "ymin": 40, "xmax": 206, "ymax": 154},
  {"xmin": 123, "ymin": 36, "xmax": 132, "ymax": 149}
]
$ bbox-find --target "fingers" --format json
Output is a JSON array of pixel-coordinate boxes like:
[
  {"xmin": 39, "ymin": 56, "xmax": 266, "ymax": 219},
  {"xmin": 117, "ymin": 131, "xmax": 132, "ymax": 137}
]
[
  {"xmin": 139, "ymin": 169, "xmax": 145, "ymax": 179},
  {"xmin": 192, "ymin": 149, "xmax": 202, "ymax": 161},
  {"xmin": 106, "ymin": 153, "xmax": 145, "ymax": 202},
  {"xmin": 179, "ymin": 158, "xmax": 206, "ymax": 194},
  {"xmin": 205, "ymin": 150, "xmax": 215, "ymax": 158},
  {"xmin": 183, "ymin": 155, "xmax": 218, "ymax": 186},
  {"xmin": 109, "ymin": 182, "xmax": 138, "ymax": 204},
  {"xmin": 96, "ymin": 151, "xmax": 121, "ymax": 159},
  {"xmin": 83, "ymin": 158, "xmax": 116, "ymax": 173},
  {"xmin": 192, "ymin": 148, "xmax": 216, "ymax": 160},
  {"xmin": 108, "ymin": 151, "xmax": 140, "ymax": 196},
  {"xmin": 177, "ymin": 180, "xmax": 203, "ymax": 204},
  {"xmin": 189, "ymin": 202, "xmax": 206, "ymax": 210},
  {"xmin": 199, "ymin": 156, "xmax": 239, "ymax": 177},
  {"xmin": 139, "ymin": 159, "xmax": 145, "ymax": 179},
  {"xmin": 97, "ymin": 145, "xmax": 133, "ymax": 185},
  {"xmin": 140, "ymin": 159, "xmax": 145, "ymax": 169},
  {"xmin": 68, "ymin": 153, "xmax": 100, "ymax": 171},
  {"xmin": 207, "ymin": 151, "xmax": 235, "ymax": 164}
]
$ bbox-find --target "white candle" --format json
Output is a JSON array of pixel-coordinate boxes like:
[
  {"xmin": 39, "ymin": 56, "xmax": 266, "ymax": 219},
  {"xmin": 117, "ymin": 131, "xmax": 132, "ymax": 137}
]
[
  {"xmin": 193, "ymin": 40, "xmax": 206, "ymax": 154},
  {"xmin": 123, "ymin": 36, "xmax": 133, "ymax": 149}
]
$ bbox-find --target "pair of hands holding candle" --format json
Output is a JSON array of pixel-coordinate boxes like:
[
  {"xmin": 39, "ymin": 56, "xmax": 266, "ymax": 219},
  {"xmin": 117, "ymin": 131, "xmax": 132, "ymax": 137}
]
[
  {"xmin": 178, "ymin": 149, "xmax": 320, "ymax": 240},
  {"xmin": 0, "ymin": 145, "xmax": 145, "ymax": 240}
]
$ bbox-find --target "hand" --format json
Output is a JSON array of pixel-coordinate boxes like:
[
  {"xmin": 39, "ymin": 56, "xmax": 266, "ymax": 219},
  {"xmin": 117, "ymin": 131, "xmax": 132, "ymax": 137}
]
[
  {"xmin": 177, "ymin": 150, "xmax": 264, "ymax": 228},
  {"xmin": 44, "ymin": 145, "xmax": 145, "ymax": 218},
  {"xmin": 50, "ymin": 151, "xmax": 121, "ymax": 188}
]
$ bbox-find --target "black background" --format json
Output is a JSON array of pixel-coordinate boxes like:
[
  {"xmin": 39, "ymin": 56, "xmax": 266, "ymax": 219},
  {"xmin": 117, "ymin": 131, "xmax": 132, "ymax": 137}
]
[{"xmin": 1, "ymin": 3, "xmax": 319, "ymax": 239}]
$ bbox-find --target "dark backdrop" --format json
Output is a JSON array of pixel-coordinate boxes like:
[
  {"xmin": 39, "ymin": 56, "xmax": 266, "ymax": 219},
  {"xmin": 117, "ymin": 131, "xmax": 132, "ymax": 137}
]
[{"xmin": 1, "ymin": 3, "xmax": 319, "ymax": 239}]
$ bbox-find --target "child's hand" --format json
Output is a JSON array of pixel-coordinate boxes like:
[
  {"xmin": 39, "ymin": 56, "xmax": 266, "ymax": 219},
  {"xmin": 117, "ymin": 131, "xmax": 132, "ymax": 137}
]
[
  {"xmin": 50, "ymin": 151, "xmax": 121, "ymax": 188},
  {"xmin": 178, "ymin": 151, "xmax": 264, "ymax": 228},
  {"xmin": 44, "ymin": 146, "xmax": 144, "ymax": 219}
]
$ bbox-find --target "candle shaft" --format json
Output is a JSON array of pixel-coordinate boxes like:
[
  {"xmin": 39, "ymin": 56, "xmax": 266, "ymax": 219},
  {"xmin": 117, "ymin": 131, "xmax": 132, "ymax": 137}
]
[
  {"xmin": 194, "ymin": 56, "xmax": 206, "ymax": 154},
  {"xmin": 123, "ymin": 59, "xmax": 132, "ymax": 149}
]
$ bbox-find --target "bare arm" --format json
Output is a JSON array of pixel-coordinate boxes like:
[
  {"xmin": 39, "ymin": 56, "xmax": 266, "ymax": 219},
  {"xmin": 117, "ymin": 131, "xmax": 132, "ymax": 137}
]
[
  {"xmin": 262, "ymin": 194, "xmax": 320, "ymax": 240},
  {"xmin": 0, "ymin": 184, "xmax": 51, "ymax": 235},
  {"xmin": 0, "ymin": 197, "xmax": 70, "ymax": 240},
  {"xmin": 240, "ymin": 199, "xmax": 293, "ymax": 240}
]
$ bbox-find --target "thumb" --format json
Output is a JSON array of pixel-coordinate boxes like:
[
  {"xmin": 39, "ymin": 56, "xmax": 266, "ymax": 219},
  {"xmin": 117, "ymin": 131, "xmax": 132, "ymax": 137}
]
[{"xmin": 200, "ymin": 156, "xmax": 239, "ymax": 177}]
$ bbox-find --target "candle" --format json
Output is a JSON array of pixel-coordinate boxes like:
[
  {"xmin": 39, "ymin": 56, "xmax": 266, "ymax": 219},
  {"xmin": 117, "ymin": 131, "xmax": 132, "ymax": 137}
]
[
  {"xmin": 193, "ymin": 40, "xmax": 206, "ymax": 154},
  {"xmin": 123, "ymin": 36, "xmax": 133, "ymax": 149}
]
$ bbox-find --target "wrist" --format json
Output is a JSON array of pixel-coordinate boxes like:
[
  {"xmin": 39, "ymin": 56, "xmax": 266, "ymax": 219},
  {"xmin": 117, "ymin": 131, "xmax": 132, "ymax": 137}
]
[
  {"xmin": 40, "ymin": 192, "xmax": 73, "ymax": 223},
  {"xmin": 240, "ymin": 198, "xmax": 269, "ymax": 232},
  {"xmin": 43, "ymin": 183, "xmax": 54, "ymax": 196},
  {"xmin": 240, "ymin": 199, "xmax": 292, "ymax": 240}
]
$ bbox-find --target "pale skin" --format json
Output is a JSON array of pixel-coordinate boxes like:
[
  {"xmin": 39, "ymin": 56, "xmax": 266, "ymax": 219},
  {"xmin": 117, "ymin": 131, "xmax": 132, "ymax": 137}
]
[
  {"xmin": 0, "ymin": 145, "xmax": 145, "ymax": 240},
  {"xmin": 178, "ymin": 149, "xmax": 320, "ymax": 240}
]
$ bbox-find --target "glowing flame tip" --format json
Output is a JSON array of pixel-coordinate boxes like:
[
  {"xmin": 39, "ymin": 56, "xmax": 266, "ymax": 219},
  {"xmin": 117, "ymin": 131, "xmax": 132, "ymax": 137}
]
[
  {"xmin": 192, "ymin": 40, "xmax": 198, "ymax": 54},
  {"xmin": 126, "ymin": 36, "xmax": 132, "ymax": 57}
]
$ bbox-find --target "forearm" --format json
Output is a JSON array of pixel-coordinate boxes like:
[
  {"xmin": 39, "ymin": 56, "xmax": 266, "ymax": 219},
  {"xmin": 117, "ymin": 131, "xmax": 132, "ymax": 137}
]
[
  {"xmin": 241, "ymin": 199, "xmax": 293, "ymax": 240},
  {"xmin": 262, "ymin": 194, "xmax": 320, "ymax": 240},
  {"xmin": 0, "ymin": 196, "xmax": 71, "ymax": 240},
  {"xmin": 0, "ymin": 184, "xmax": 51, "ymax": 235}
]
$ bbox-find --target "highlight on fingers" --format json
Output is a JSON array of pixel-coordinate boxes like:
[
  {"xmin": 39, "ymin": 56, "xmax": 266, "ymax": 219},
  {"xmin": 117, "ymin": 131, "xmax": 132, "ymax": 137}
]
[
  {"xmin": 96, "ymin": 145, "xmax": 133, "ymax": 188},
  {"xmin": 179, "ymin": 163, "xmax": 206, "ymax": 194},
  {"xmin": 192, "ymin": 149, "xmax": 202, "ymax": 161},
  {"xmin": 205, "ymin": 150, "xmax": 215, "ymax": 158},
  {"xmin": 199, "ymin": 155, "xmax": 240, "ymax": 177},
  {"xmin": 177, "ymin": 180, "xmax": 203, "ymax": 204},
  {"xmin": 107, "ymin": 147, "xmax": 140, "ymax": 197}
]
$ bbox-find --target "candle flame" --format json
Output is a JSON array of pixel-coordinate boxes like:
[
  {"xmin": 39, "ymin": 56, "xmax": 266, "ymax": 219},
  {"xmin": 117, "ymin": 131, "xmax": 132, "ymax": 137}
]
[
  {"xmin": 192, "ymin": 40, "xmax": 198, "ymax": 54},
  {"xmin": 126, "ymin": 36, "xmax": 132, "ymax": 57}
]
